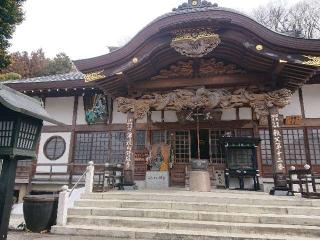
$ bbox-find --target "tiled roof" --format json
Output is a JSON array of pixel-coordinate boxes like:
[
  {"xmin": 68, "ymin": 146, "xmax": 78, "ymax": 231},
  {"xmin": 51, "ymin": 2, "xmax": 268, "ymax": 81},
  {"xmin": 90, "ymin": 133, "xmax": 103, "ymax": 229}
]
[
  {"xmin": 4, "ymin": 72, "xmax": 84, "ymax": 84},
  {"xmin": 0, "ymin": 83, "xmax": 63, "ymax": 125}
]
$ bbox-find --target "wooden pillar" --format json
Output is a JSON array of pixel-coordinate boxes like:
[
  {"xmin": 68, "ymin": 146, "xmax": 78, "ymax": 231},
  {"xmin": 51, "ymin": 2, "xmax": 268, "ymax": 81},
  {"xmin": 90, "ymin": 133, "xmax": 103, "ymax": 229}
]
[
  {"xmin": 253, "ymin": 121, "xmax": 263, "ymax": 176},
  {"xmin": 0, "ymin": 156, "xmax": 18, "ymax": 240},
  {"xmin": 268, "ymin": 107, "xmax": 289, "ymax": 194},
  {"xmin": 68, "ymin": 95, "xmax": 78, "ymax": 187},
  {"xmin": 124, "ymin": 112, "xmax": 135, "ymax": 185}
]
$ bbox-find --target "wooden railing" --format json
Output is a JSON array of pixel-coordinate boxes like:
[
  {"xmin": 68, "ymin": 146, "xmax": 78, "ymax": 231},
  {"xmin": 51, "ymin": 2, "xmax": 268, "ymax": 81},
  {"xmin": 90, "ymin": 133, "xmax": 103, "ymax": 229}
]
[{"xmin": 15, "ymin": 163, "xmax": 107, "ymax": 192}]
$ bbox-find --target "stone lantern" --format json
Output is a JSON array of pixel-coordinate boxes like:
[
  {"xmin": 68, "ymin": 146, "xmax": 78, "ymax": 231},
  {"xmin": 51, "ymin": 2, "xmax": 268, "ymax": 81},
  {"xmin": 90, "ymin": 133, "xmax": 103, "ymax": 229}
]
[{"xmin": 0, "ymin": 84, "xmax": 62, "ymax": 240}]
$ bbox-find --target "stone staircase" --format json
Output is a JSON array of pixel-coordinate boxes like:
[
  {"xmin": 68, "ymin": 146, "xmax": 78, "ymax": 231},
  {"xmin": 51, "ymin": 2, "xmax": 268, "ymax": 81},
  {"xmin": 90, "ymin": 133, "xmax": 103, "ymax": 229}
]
[{"xmin": 52, "ymin": 189, "xmax": 320, "ymax": 239}]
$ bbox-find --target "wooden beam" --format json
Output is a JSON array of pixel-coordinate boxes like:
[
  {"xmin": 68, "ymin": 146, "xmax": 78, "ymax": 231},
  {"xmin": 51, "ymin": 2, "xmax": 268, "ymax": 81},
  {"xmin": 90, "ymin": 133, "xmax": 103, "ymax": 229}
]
[
  {"xmin": 298, "ymin": 88, "xmax": 306, "ymax": 119},
  {"xmin": 272, "ymin": 62, "xmax": 286, "ymax": 76},
  {"xmin": 132, "ymin": 74, "xmax": 270, "ymax": 91}
]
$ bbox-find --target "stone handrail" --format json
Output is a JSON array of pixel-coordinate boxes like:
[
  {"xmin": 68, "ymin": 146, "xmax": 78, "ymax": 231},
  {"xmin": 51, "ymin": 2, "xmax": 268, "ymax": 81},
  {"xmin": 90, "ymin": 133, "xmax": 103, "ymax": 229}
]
[{"xmin": 56, "ymin": 161, "xmax": 95, "ymax": 226}]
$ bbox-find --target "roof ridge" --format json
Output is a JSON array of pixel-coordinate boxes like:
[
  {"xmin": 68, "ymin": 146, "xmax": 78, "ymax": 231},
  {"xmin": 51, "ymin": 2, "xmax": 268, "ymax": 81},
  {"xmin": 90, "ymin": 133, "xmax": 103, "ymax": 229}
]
[{"xmin": 3, "ymin": 71, "xmax": 84, "ymax": 84}]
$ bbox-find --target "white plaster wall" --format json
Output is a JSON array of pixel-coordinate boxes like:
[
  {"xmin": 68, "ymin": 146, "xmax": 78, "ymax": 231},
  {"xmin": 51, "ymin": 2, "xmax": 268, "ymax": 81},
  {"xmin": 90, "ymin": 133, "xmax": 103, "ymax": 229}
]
[
  {"xmin": 76, "ymin": 96, "xmax": 87, "ymax": 125},
  {"xmin": 36, "ymin": 132, "xmax": 71, "ymax": 173},
  {"xmin": 112, "ymin": 101, "xmax": 127, "ymax": 123},
  {"xmin": 239, "ymin": 108, "xmax": 252, "ymax": 120},
  {"xmin": 44, "ymin": 97, "xmax": 74, "ymax": 126},
  {"xmin": 151, "ymin": 111, "xmax": 162, "ymax": 123},
  {"xmin": 302, "ymin": 84, "xmax": 320, "ymax": 118},
  {"xmin": 164, "ymin": 111, "xmax": 178, "ymax": 122},
  {"xmin": 279, "ymin": 90, "xmax": 301, "ymax": 117},
  {"xmin": 221, "ymin": 108, "xmax": 236, "ymax": 121},
  {"xmin": 137, "ymin": 115, "xmax": 147, "ymax": 123}
]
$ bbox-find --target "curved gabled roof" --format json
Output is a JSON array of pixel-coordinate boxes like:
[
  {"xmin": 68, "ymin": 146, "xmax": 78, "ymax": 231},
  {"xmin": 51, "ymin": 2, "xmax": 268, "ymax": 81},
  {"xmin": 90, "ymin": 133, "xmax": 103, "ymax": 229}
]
[
  {"xmin": 74, "ymin": 5, "xmax": 320, "ymax": 72},
  {"xmin": 73, "ymin": 2, "xmax": 320, "ymax": 95}
]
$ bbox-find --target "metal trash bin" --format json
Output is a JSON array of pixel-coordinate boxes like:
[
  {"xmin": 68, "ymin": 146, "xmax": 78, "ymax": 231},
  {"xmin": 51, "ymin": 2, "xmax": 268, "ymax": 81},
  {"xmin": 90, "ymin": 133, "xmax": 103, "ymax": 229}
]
[{"xmin": 23, "ymin": 194, "xmax": 58, "ymax": 232}]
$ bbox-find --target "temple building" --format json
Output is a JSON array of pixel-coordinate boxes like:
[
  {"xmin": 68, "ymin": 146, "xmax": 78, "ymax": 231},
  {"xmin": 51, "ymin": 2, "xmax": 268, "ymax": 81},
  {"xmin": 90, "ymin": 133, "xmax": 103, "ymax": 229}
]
[{"xmin": 5, "ymin": 0, "xmax": 320, "ymax": 199}]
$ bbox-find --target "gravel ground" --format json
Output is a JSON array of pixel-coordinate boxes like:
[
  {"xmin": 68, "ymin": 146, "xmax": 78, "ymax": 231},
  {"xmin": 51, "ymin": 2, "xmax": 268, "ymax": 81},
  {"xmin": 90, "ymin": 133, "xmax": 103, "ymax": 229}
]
[{"xmin": 8, "ymin": 231, "xmax": 112, "ymax": 240}]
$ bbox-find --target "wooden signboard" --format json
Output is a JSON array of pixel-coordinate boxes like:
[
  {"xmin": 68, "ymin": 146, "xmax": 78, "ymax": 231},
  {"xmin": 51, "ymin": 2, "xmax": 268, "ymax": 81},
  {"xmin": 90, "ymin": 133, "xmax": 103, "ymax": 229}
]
[{"xmin": 284, "ymin": 115, "xmax": 302, "ymax": 125}]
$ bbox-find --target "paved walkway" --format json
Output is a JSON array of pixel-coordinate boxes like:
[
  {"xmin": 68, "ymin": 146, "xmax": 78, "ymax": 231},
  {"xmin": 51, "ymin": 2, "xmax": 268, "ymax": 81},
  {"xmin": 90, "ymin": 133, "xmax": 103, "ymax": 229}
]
[{"xmin": 8, "ymin": 231, "xmax": 108, "ymax": 240}]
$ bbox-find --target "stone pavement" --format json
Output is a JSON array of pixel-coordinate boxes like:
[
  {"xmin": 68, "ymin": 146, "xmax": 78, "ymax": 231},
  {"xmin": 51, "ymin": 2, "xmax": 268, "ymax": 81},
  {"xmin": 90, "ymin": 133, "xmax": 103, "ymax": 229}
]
[{"xmin": 8, "ymin": 231, "xmax": 111, "ymax": 240}]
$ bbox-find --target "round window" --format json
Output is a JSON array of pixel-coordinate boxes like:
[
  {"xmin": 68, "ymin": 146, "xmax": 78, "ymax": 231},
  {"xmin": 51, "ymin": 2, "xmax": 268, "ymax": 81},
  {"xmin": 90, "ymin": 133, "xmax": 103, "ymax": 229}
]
[{"xmin": 44, "ymin": 136, "xmax": 66, "ymax": 160}]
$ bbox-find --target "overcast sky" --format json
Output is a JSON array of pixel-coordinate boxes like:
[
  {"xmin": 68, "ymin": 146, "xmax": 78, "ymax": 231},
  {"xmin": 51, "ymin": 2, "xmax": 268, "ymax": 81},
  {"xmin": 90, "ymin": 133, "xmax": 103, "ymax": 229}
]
[{"xmin": 9, "ymin": 0, "xmax": 300, "ymax": 60}]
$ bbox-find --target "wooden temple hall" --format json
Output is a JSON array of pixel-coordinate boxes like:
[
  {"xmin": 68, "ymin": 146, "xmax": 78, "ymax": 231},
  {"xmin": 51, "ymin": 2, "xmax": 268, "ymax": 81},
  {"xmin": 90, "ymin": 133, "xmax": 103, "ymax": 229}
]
[{"xmin": 6, "ymin": 0, "xmax": 320, "ymax": 193}]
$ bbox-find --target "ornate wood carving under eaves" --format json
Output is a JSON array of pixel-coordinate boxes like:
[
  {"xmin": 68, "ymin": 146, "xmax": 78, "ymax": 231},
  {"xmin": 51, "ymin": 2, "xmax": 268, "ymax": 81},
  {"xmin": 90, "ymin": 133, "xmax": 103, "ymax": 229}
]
[
  {"xmin": 199, "ymin": 58, "xmax": 245, "ymax": 77},
  {"xmin": 152, "ymin": 60, "xmax": 193, "ymax": 80},
  {"xmin": 151, "ymin": 58, "xmax": 245, "ymax": 81},
  {"xmin": 116, "ymin": 88, "xmax": 292, "ymax": 120}
]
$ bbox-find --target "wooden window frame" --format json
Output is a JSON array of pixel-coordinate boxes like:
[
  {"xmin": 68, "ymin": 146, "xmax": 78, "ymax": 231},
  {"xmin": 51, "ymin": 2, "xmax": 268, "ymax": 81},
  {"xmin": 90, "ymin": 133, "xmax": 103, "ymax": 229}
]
[
  {"xmin": 258, "ymin": 128, "xmax": 273, "ymax": 165},
  {"xmin": 73, "ymin": 131, "xmax": 128, "ymax": 165},
  {"xmin": 43, "ymin": 136, "xmax": 66, "ymax": 161},
  {"xmin": 307, "ymin": 128, "xmax": 320, "ymax": 166},
  {"xmin": 282, "ymin": 128, "xmax": 307, "ymax": 166}
]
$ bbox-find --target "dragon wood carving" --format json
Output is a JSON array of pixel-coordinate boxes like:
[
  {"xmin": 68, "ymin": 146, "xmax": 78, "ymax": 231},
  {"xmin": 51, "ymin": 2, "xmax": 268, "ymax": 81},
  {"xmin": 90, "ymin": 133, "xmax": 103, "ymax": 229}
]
[
  {"xmin": 116, "ymin": 88, "xmax": 292, "ymax": 120},
  {"xmin": 151, "ymin": 58, "xmax": 245, "ymax": 81}
]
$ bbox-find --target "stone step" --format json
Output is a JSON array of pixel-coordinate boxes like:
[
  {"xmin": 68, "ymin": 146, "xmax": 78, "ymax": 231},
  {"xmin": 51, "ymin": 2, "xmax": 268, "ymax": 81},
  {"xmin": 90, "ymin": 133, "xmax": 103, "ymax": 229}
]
[
  {"xmin": 82, "ymin": 192, "xmax": 320, "ymax": 207},
  {"xmin": 65, "ymin": 215, "xmax": 320, "ymax": 238},
  {"xmin": 68, "ymin": 207, "xmax": 320, "ymax": 226},
  {"xmin": 74, "ymin": 199, "xmax": 320, "ymax": 216},
  {"xmin": 51, "ymin": 224, "xmax": 319, "ymax": 240}
]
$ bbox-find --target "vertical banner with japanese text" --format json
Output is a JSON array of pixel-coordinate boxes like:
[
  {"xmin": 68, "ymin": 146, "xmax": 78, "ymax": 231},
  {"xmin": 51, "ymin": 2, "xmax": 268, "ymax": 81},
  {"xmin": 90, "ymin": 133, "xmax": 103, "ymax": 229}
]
[
  {"xmin": 268, "ymin": 106, "xmax": 286, "ymax": 187},
  {"xmin": 124, "ymin": 112, "xmax": 135, "ymax": 171}
]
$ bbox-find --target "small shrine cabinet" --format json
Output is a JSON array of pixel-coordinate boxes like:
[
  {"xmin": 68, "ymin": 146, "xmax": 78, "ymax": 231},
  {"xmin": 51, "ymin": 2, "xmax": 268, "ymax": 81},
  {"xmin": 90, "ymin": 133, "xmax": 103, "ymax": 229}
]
[{"xmin": 220, "ymin": 137, "xmax": 261, "ymax": 191}]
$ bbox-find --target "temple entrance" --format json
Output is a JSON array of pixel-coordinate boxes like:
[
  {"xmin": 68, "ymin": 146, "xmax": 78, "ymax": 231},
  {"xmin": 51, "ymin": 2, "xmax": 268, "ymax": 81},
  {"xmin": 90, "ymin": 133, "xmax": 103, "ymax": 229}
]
[
  {"xmin": 170, "ymin": 129, "xmax": 215, "ymax": 186},
  {"xmin": 190, "ymin": 129, "xmax": 210, "ymax": 160}
]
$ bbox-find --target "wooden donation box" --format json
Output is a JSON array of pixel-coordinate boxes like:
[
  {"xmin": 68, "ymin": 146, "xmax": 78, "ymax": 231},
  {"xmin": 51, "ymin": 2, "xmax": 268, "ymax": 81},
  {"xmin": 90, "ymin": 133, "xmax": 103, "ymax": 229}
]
[
  {"xmin": 146, "ymin": 144, "xmax": 170, "ymax": 189},
  {"xmin": 220, "ymin": 137, "xmax": 261, "ymax": 191}
]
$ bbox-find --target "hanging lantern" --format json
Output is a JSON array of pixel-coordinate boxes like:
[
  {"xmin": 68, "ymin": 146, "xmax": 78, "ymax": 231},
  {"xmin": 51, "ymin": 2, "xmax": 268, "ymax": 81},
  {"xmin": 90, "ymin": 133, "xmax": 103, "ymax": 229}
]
[{"xmin": 171, "ymin": 29, "xmax": 221, "ymax": 58}]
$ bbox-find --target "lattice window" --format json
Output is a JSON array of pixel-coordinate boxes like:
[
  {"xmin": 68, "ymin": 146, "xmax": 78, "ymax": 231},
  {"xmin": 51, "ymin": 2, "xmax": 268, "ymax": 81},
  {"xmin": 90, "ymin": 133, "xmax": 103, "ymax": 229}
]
[
  {"xmin": 91, "ymin": 132, "xmax": 110, "ymax": 164},
  {"xmin": 307, "ymin": 128, "xmax": 320, "ymax": 165},
  {"xmin": 175, "ymin": 131, "xmax": 190, "ymax": 163},
  {"xmin": 235, "ymin": 128, "xmax": 254, "ymax": 137},
  {"xmin": 229, "ymin": 149, "xmax": 254, "ymax": 169},
  {"xmin": 282, "ymin": 129, "xmax": 306, "ymax": 165},
  {"xmin": 17, "ymin": 122, "xmax": 38, "ymax": 150},
  {"xmin": 0, "ymin": 159, "xmax": 3, "ymax": 175},
  {"xmin": 0, "ymin": 121, "xmax": 14, "ymax": 147},
  {"xmin": 135, "ymin": 130, "xmax": 146, "ymax": 150},
  {"xmin": 259, "ymin": 129, "xmax": 272, "ymax": 165},
  {"xmin": 210, "ymin": 130, "xmax": 226, "ymax": 164},
  {"xmin": 151, "ymin": 130, "xmax": 168, "ymax": 144},
  {"xmin": 44, "ymin": 136, "xmax": 66, "ymax": 160},
  {"xmin": 17, "ymin": 159, "xmax": 33, "ymax": 167},
  {"xmin": 110, "ymin": 131, "xmax": 126, "ymax": 164},
  {"xmin": 74, "ymin": 132, "xmax": 110, "ymax": 164}
]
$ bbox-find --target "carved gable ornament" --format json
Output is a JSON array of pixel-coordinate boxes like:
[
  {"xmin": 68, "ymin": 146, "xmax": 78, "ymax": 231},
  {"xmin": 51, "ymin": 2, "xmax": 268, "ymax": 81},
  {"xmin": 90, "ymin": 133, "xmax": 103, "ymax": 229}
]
[
  {"xmin": 171, "ymin": 30, "xmax": 221, "ymax": 58},
  {"xmin": 151, "ymin": 58, "xmax": 245, "ymax": 81},
  {"xmin": 116, "ymin": 88, "xmax": 292, "ymax": 120},
  {"xmin": 84, "ymin": 70, "xmax": 106, "ymax": 83},
  {"xmin": 303, "ymin": 55, "xmax": 320, "ymax": 67}
]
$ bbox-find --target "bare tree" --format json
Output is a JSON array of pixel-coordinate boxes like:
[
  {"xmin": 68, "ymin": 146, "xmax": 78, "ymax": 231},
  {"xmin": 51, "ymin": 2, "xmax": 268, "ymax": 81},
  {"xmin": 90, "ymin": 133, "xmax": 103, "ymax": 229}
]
[{"xmin": 252, "ymin": 0, "xmax": 320, "ymax": 39}]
